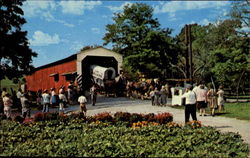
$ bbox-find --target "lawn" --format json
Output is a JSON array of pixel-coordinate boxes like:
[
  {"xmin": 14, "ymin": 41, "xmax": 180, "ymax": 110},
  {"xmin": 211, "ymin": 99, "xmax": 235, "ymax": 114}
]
[
  {"xmin": 171, "ymin": 102, "xmax": 250, "ymax": 121},
  {"xmin": 222, "ymin": 102, "xmax": 250, "ymax": 121}
]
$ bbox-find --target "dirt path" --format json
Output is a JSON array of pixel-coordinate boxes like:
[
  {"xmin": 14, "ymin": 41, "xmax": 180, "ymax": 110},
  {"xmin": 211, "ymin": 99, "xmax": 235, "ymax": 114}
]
[{"xmin": 83, "ymin": 96, "xmax": 250, "ymax": 145}]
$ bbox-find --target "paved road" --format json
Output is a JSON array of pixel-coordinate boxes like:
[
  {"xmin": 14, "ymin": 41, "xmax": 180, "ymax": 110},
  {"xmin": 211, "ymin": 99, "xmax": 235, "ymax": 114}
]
[{"xmin": 30, "ymin": 95, "xmax": 250, "ymax": 145}]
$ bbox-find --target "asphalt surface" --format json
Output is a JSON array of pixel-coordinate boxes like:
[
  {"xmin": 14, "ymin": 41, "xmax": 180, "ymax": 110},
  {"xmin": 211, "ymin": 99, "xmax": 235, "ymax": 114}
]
[{"xmin": 20, "ymin": 95, "xmax": 250, "ymax": 145}]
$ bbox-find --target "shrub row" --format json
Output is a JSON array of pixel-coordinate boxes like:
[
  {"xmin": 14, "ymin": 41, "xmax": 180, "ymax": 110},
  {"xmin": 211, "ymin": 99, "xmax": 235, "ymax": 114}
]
[{"xmin": 31, "ymin": 111, "xmax": 173, "ymax": 126}]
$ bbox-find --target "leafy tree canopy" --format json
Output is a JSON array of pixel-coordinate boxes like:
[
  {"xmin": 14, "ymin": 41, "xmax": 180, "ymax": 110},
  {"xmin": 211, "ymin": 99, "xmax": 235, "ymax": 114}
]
[
  {"xmin": 103, "ymin": 3, "xmax": 178, "ymax": 79},
  {"xmin": 0, "ymin": 0, "xmax": 37, "ymax": 82}
]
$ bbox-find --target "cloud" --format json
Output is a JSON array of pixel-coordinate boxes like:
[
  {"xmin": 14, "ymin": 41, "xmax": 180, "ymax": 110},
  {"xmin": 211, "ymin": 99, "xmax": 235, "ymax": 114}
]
[
  {"xmin": 91, "ymin": 28, "xmax": 100, "ymax": 34},
  {"xmin": 168, "ymin": 12, "xmax": 177, "ymax": 21},
  {"xmin": 199, "ymin": 19, "xmax": 211, "ymax": 26},
  {"xmin": 23, "ymin": 1, "xmax": 74, "ymax": 28},
  {"xmin": 22, "ymin": 1, "xmax": 56, "ymax": 17},
  {"xmin": 70, "ymin": 41, "xmax": 85, "ymax": 52},
  {"xmin": 43, "ymin": 12, "xmax": 75, "ymax": 27},
  {"xmin": 29, "ymin": 31, "xmax": 61, "ymax": 46},
  {"xmin": 107, "ymin": 2, "xmax": 133, "ymax": 12},
  {"xmin": 59, "ymin": 1, "xmax": 102, "ymax": 15},
  {"xmin": 154, "ymin": 1, "xmax": 230, "ymax": 14}
]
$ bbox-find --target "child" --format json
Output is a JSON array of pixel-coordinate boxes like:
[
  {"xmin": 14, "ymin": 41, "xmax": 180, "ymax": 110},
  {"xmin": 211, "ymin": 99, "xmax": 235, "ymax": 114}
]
[
  {"xmin": 3, "ymin": 93, "xmax": 13, "ymax": 119},
  {"xmin": 78, "ymin": 94, "xmax": 87, "ymax": 116}
]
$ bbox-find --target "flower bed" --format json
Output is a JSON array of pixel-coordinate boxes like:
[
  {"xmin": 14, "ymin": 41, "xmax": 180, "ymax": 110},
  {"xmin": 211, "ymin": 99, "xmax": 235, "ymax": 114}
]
[{"xmin": 1, "ymin": 118, "xmax": 249, "ymax": 157}]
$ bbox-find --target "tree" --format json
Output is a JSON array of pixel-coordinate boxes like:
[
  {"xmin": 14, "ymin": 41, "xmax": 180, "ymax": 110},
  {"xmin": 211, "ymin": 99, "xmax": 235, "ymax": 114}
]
[
  {"xmin": 0, "ymin": 0, "xmax": 37, "ymax": 82},
  {"xmin": 209, "ymin": 19, "xmax": 250, "ymax": 98},
  {"xmin": 103, "ymin": 3, "xmax": 178, "ymax": 79},
  {"xmin": 230, "ymin": 0, "xmax": 250, "ymax": 37},
  {"xmin": 175, "ymin": 24, "xmax": 213, "ymax": 82}
]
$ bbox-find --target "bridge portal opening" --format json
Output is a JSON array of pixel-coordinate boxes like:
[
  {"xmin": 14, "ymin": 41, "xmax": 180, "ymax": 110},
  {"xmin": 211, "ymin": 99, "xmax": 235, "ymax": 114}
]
[{"xmin": 80, "ymin": 56, "xmax": 118, "ymax": 91}]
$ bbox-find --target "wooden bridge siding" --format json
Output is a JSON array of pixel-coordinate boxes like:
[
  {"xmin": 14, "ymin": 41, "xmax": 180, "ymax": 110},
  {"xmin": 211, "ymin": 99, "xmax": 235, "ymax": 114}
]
[{"xmin": 26, "ymin": 60, "xmax": 77, "ymax": 93}]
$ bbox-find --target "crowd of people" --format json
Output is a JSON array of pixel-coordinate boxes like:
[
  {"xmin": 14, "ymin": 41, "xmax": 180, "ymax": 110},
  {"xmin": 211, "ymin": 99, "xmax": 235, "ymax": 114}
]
[
  {"xmin": 181, "ymin": 83, "xmax": 225, "ymax": 123},
  {"xmin": 126, "ymin": 79, "xmax": 171, "ymax": 106},
  {"xmin": 0, "ymin": 79, "xmax": 225, "ymax": 122},
  {"xmin": 0, "ymin": 83, "xmax": 98, "ymax": 119}
]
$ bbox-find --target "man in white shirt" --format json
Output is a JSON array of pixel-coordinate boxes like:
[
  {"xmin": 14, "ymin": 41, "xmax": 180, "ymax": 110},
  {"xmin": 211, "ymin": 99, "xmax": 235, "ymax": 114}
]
[
  {"xmin": 182, "ymin": 85, "xmax": 197, "ymax": 123},
  {"xmin": 78, "ymin": 94, "xmax": 87, "ymax": 116},
  {"xmin": 42, "ymin": 90, "xmax": 50, "ymax": 113}
]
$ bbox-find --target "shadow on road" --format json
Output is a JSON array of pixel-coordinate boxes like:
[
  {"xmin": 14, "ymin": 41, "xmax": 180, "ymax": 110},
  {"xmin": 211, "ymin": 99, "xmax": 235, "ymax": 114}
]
[{"xmin": 214, "ymin": 125, "xmax": 232, "ymax": 129}]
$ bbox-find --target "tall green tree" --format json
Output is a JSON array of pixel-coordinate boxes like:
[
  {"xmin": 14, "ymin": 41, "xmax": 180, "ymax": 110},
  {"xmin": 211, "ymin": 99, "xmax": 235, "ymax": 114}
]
[
  {"xmin": 230, "ymin": 0, "xmax": 250, "ymax": 37},
  {"xmin": 103, "ymin": 3, "xmax": 178, "ymax": 79},
  {"xmin": 0, "ymin": 0, "xmax": 37, "ymax": 82}
]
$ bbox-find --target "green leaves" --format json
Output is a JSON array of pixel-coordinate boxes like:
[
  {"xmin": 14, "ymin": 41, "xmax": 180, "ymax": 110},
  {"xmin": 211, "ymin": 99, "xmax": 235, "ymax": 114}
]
[
  {"xmin": 1, "ymin": 119, "xmax": 249, "ymax": 157},
  {"xmin": 0, "ymin": 0, "xmax": 37, "ymax": 80},
  {"xmin": 103, "ymin": 3, "xmax": 177, "ymax": 79}
]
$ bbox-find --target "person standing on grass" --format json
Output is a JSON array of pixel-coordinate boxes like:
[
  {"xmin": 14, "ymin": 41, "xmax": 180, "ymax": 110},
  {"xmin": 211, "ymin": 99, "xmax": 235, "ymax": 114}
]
[
  {"xmin": 196, "ymin": 85, "xmax": 208, "ymax": 116},
  {"xmin": 217, "ymin": 86, "xmax": 225, "ymax": 112},
  {"xmin": 207, "ymin": 85, "xmax": 217, "ymax": 117},
  {"xmin": 42, "ymin": 89, "xmax": 50, "ymax": 113},
  {"xmin": 78, "ymin": 93, "xmax": 87, "ymax": 116},
  {"xmin": 181, "ymin": 85, "xmax": 197, "ymax": 123},
  {"xmin": 21, "ymin": 93, "xmax": 31, "ymax": 118},
  {"xmin": 3, "ymin": 93, "xmax": 13, "ymax": 119}
]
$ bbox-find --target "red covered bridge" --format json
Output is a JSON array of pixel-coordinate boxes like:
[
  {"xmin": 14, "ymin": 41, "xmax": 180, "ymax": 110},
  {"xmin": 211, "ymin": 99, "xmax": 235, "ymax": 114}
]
[{"xmin": 25, "ymin": 47, "xmax": 123, "ymax": 93}]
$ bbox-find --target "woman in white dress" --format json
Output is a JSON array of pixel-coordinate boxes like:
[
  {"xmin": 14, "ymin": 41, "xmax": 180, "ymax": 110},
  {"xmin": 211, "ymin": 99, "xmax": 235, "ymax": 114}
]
[{"xmin": 217, "ymin": 86, "xmax": 225, "ymax": 112}]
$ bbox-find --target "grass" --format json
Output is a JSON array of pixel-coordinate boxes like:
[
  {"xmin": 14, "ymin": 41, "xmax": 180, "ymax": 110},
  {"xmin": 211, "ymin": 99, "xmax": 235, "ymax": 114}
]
[
  {"xmin": 170, "ymin": 102, "xmax": 250, "ymax": 121},
  {"xmin": 222, "ymin": 102, "xmax": 250, "ymax": 121}
]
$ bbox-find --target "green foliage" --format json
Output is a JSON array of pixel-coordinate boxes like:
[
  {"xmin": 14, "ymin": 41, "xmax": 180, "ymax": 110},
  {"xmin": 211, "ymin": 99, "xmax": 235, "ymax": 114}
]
[
  {"xmin": 222, "ymin": 102, "xmax": 250, "ymax": 121},
  {"xmin": 1, "ymin": 119, "xmax": 249, "ymax": 157},
  {"xmin": 230, "ymin": 1, "xmax": 250, "ymax": 37},
  {"xmin": 176, "ymin": 16, "xmax": 249, "ymax": 90},
  {"xmin": 103, "ymin": 3, "xmax": 178, "ymax": 79},
  {"xmin": 0, "ymin": 0, "xmax": 37, "ymax": 81}
]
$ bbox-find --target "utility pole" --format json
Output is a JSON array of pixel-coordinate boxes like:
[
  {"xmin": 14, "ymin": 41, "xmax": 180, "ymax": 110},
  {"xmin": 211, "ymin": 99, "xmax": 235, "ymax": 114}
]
[
  {"xmin": 184, "ymin": 24, "xmax": 190, "ymax": 80},
  {"xmin": 185, "ymin": 24, "xmax": 194, "ymax": 85}
]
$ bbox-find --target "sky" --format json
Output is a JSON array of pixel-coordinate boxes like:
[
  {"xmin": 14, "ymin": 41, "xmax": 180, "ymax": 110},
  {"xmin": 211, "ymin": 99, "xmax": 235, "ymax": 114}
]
[{"xmin": 21, "ymin": 0, "xmax": 233, "ymax": 67}]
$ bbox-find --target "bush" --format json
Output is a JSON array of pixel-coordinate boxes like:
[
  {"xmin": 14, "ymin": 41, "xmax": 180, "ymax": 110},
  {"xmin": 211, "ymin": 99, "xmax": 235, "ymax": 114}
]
[
  {"xmin": 143, "ymin": 113, "xmax": 155, "ymax": 122},
  {"xmin": 154, "ymin": 112, "xmax": 173, "ymax": 124},
  {"xmin": 33, "ymin": 112, "xmax": 62, "ymax": 122},
  {"xmin": 114, "ymin": 112, "xmax": 131, "ymax": 122},
  {"xmin": 129, "ymin": 113, "xmax": 144, "ymax": 123},
  {"xmin": 13, "ymin": 115, "xmax": 25, "ymax": 123},
  {"xmin": 68, "ymin": 112, "xmax": 86, "ymax": 120},
  {"xmin": 0, "ymin": 113, "xmax": 7, "ymax": 120},
  {"xmin": 93, "ymin": 112, "xmax": 113, "ymax": 122}
]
